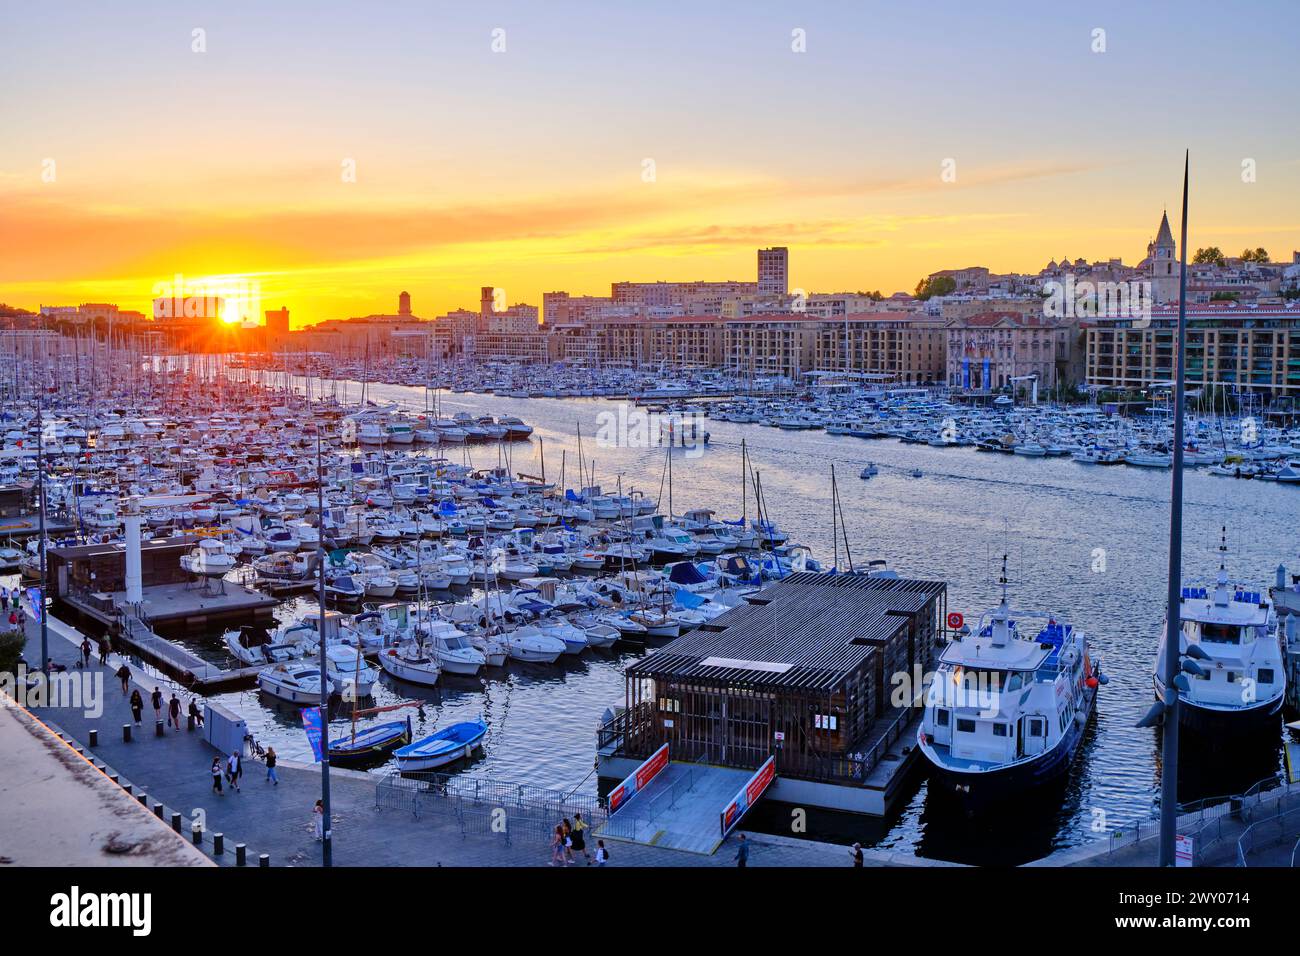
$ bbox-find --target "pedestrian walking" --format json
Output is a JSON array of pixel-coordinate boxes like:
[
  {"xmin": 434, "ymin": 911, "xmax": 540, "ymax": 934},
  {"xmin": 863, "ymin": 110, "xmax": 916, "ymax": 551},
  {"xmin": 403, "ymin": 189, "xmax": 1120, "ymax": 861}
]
[
  {"xmin": 167, "ymin": 693, "xmax": 181, "ymax": 731},
  {"xmin": 734, "ymin": 833, "xmax": 749, "ymax": 868},
  {"xmin": 129, "ymin": 689, "xmax": 144, "ymax": 725},
  {"xmin": 312, "ymin": 800, "xmax": 324, "ymax": 841},
  {"xmin": 549, "ymin": 825, "xmax": 566, "ymax": 866},
  {"xmin": 849, "ymin": 842, "xmax": 864, "ymax": 867},
  {"xmin": 561, "ymin": 818, "xmax": 575, "ymax": 864},
  {"xmin": 571, "ymin": 811, "xmax": 592, "ymax": 864},
  {"xmin": 265, "ymin": 746, "xmax": 279, "ymax": 785},
  {"xmin": 79, "ymin": 637, "xmax": 92, "ymax": 667},
  {"xmin": 1, "ymin": 585, "xmax": 9, "ymax": 612},
  {"xmin": 98, "ymin": 637, "xmax": 110, "ymax": 667},
  {"xmin": 594, "ymin": 839, "xmax": 610, "ymax": 866},
  {"xmin": 150, "ymin": 687, "xmax": 163, "ymax": 723},
  {"xmin": 226, "ymin": 750, "xmax": 242, "ymax": 792},
  {"xmin": 8, "ymin": 610, "xmax": 18, "ymax": 630},
  {"xmin": 188, "ymin": 697, "xmax": 204, "ymax": 728},
  {"xmin": 116, "ymin": 663, "xmax": 130, "ymax": 694},
  {"xmin": 211, "ymin": 757, "xmax": 224, "ymax": 795}
]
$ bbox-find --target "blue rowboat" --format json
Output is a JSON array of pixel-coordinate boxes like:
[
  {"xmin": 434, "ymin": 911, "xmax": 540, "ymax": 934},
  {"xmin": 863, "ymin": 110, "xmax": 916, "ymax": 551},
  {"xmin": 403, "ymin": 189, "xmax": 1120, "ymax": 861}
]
[
  {"xmin": 393, "ymin": 718, "xmax": 487, "ymax": 772},
  {"xmin": 328, "ymin": 718, "xmax": 411, "ymax": 764}
]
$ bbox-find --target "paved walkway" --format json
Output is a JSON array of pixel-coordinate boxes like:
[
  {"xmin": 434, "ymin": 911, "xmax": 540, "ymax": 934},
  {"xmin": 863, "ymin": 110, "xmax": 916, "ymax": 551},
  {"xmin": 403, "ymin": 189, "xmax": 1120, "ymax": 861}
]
[{"xmin": 19, "ymin": 614, "xmax": 894, "ymax": 867}]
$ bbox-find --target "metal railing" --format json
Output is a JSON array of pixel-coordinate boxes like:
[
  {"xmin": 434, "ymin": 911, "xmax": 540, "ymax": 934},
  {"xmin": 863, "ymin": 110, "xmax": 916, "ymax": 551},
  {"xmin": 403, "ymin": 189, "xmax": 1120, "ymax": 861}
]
[
  {"xmin": 602, "ymin": 767, "xmax": 697, "ymax": 842},
  {"xmin": 1237, "ymin": 802, "xmax": 1300, "ymax": 866},
  {"xmin": 374, "ymin": 771, "xmax": 605, "ymax": 846}
]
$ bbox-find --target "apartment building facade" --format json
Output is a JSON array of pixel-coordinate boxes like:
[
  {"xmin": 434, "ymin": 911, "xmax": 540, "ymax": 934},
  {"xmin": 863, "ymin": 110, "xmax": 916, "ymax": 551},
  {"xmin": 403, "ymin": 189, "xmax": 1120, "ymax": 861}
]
[
  {"xmin": 1084, "ymin": 307, "xmax": 1300, "ymax": 400},
  {"xmin": 813, "ymin": 314, "xmax": 947, "ymax": 384}
]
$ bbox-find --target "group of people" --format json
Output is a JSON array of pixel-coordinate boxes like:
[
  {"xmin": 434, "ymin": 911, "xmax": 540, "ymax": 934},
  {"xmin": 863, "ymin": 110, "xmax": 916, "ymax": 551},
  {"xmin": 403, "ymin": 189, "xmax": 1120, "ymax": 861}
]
[
  {"xmin": 549, "ymin": 812, "xmax": 608, "ymax": 866},
  {"xmin": 126, "ymin": 684, "xmax": 202, "ymax": 731},
  {"xmin": 2, "ymin": 586, "xmax": 22, "ymax": 631}
]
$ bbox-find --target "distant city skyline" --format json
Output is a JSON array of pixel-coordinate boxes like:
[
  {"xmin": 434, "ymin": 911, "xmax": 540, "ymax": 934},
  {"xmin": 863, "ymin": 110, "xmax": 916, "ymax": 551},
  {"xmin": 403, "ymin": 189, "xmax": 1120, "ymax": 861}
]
[{"xmin": 2, "ymin": 1, "xmax": 1298, "ymax": 326}]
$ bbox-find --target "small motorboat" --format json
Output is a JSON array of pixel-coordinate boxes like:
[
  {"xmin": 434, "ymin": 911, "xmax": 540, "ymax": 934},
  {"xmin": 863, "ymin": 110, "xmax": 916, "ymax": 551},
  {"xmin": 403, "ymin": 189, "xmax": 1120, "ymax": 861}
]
[
  {"xmin": 502, "ymin": 624, "xmax": 567, "ymax": 663},
  {"xmin": 394, "ymin": 718, "xmax": 488, "ymax": 772},
  {"xmin": 378, "ymin": 643, "xmax": 442, "ymax": 686},
  {"xmin": 859, "ymin": 463, "xmax": 878, "ymax": 479},
  {"xmin": 257, "ymin": 663, "xmax": 333, "ymax": 704},
  {"xmin": 320, "ymin": 643, "xmax": 379, "ymax": 698},
  {"xmin": 328, "ymin": 717, "xmax": 412, "ymax": 765},
  {"xmin": 420, "ymin": 621, "xmax": 486, "ymax": 675},
  {"xmin": 223, "ymin": 626, "xmax": 304, "ymax": 666},
  {"xmin": 910, "ymin": 468, "xmax": 923, "ymax": 478},
  {"xmin": 179, "ymin": 537, "xmax": 237, "ymax": 577},
  {"xmin": 574, "ymin": 617, "xmax": 620, "ymax": 648}
]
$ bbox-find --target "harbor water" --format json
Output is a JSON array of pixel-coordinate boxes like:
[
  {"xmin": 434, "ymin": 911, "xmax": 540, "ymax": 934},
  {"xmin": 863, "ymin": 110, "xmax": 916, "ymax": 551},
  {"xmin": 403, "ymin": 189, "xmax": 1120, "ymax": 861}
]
[{"xmin": 188, "ymin": 382, "xmax": 1293, "ymax": 864}]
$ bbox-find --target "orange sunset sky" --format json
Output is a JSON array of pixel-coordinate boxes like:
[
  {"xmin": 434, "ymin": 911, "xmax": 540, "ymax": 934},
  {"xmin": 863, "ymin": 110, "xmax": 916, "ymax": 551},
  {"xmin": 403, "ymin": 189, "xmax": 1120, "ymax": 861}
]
[{"xmin": 2, "ymin": 2, "xmax": 1298, "ymax": 328}]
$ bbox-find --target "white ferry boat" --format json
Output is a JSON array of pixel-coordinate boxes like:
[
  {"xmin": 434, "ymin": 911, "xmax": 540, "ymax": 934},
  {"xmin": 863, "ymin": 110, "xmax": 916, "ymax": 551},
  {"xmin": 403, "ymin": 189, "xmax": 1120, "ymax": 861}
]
[{"xmin": 918, "ymin": 560, "xmax": 1103, "ymax": 800}]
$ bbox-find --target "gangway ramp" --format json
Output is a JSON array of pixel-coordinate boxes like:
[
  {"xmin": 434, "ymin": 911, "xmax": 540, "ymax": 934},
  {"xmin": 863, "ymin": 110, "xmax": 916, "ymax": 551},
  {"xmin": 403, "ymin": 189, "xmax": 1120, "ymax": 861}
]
[{"xmin": 597, "ymin": 746, "xmax": 777, "ymax": 855}]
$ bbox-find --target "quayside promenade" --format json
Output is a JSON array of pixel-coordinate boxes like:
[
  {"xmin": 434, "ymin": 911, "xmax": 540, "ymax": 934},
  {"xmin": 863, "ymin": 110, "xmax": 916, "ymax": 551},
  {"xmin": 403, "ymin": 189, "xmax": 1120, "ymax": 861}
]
[{"xmin": 13, "ymin": 614, "xmax": 954, "ymax": 868}]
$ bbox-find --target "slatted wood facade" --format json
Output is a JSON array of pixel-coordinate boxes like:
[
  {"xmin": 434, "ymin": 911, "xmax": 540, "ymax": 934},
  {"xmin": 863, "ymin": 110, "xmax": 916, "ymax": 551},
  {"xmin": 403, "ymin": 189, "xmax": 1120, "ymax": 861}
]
[{"xmin": 623, "ymin": 572, "xmax": 945, "ymax": 783}]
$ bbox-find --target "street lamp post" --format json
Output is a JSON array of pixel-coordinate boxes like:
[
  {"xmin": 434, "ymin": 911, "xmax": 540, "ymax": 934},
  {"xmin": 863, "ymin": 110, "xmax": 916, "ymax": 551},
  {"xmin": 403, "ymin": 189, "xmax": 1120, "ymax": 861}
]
[
  {"xmin": 315, "ymin": 428, "xmax": 333, "ymax": 867},
  {"xmin": 36, "ymin": 391, "xmax": 50, "ymax": 674},
  {"xmin": 1157, "ymin": 153, "xmax": 1192, "ymax": 866}
]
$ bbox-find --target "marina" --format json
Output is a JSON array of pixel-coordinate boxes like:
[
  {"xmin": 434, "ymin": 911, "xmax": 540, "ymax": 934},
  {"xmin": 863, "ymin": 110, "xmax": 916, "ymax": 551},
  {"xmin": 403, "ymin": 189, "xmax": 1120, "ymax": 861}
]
[{"xmin": 3, "ymin": 351, "xmax": 1298, "ymax": 866}]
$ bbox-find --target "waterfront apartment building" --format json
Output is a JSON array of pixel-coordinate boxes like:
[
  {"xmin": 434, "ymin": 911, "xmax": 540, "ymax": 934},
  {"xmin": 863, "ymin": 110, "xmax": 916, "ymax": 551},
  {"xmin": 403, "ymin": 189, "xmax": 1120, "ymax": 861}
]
[
  {"xmin": 813, "ymin": 314, "xmax": 948, "ymax": 384},
  {"xmin": 721, "ymin": 315, "xmax": 818, "ymax": 379},
  {"xmin": 944, "ymin": 311, "xmax": 1081, "ymax": 393},
  {"xmin": 1084, "ymin": 306, "xmax": 1300, "ymax": 401}
]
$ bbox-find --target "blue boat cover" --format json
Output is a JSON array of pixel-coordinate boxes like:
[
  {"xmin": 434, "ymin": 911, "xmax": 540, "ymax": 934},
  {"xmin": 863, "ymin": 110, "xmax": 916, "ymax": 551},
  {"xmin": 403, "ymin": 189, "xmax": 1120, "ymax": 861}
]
[
  {"xmin": 674, "ymin": 589, "xmax": 706, "ymax": 609},
  {"xmin": 668, "ymin": 562, "xmax": 709, "ymax": 585}
]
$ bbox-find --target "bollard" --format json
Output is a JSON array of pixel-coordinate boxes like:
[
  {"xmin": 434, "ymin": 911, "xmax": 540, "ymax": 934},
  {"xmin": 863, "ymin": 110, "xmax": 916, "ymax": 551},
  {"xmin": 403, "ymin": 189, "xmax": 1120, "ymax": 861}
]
[
  {"xmin": 171, "ymin": 811, "xmax": 182, "ymax": 832},
  {"xmin": 235, "ymin": 843, "xmax": 247, "ymax": 866},
  {"xmin": 155, "ymin": 720, "xmax": 164, "ymax": 738},
  {"xmin": 153, "ymin": 802, "xmax": 164, "ymax": 819},
  {"xmin": 89, "ymin": 728, "xmax": 98, "ymax": 747},
  {"xmin": 109, "ymin": 773, "xmax": 119, "ymax": 785},
  {"xmin": 259, "ymin": 854, "xmax": 269, "ymax": 868},
  {"xmin": 123, "ymin": 724, "xmax": 131, "ymax": 743},
  {"xmin": 137, "ymin": 791, "xmax": 147, "ymax": 805},
  {"xmin": 192, "ymin": 826, "xmax": 203, "ymax": 846},
  {"xmin": 213, "ymin": 833, "xmax": 224, "ymax": 855}
]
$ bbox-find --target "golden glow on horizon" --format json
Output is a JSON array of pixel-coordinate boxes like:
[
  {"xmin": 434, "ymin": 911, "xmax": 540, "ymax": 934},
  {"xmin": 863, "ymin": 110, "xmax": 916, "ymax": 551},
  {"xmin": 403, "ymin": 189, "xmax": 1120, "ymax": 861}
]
[{"xmin": 3, "ymin": 162, "xmax": 1298, "ymax": 328}]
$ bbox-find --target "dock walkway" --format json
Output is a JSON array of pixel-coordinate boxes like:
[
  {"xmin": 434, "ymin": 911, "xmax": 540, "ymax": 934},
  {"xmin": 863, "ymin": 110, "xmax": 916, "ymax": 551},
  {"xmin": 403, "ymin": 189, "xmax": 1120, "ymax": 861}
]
[
  {"xmin": 16, "ymin": 614, "xmax": 890, "ymax": 867},
  {"xmin": 599, "ymin": 762, "xmax": 754, "ymax": 854}
]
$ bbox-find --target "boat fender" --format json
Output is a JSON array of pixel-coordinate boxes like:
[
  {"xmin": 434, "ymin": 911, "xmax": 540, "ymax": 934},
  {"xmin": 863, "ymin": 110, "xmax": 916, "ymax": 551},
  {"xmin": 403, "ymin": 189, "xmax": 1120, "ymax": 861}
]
[
  {"xmin": 1097, "ymin": 673, "xmax": 1109, "ymax": 685},
  {"xmin": 1085, "ymin": 676, "xmax": 1099, "ymax": 689}
]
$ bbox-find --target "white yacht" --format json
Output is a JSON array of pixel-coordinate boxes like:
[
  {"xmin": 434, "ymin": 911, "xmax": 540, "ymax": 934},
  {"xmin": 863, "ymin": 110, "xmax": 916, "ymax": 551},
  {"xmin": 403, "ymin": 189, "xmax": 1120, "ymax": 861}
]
[{"xmin": 1153, "ymin": 535, "xmax": 1286, "ymax": 733}]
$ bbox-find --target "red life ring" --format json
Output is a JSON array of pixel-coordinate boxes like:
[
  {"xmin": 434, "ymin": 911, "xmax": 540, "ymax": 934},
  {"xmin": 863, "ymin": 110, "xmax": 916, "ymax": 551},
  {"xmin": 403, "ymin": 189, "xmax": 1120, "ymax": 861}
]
[{"xmin": 947, "ymin": 612, "xmax": 964, "ymax": 630}]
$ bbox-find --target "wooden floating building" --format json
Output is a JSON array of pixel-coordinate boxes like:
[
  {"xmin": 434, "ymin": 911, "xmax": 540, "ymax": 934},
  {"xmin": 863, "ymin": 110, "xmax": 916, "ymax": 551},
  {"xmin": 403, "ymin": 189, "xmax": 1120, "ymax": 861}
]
[
  {"xmin": 47, "ymin": 536, "xmax": 278, "ymax": 631},
  {"xmin": 599, "ymin": 570, "xmax": 947, "ymax": 815}
]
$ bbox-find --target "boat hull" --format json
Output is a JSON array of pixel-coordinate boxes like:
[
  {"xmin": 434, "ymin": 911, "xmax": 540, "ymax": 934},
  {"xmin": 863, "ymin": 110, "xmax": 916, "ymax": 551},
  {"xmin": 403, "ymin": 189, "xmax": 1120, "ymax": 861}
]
[
  {"xmin": 1153, "ymin": 677, "xmax": 1285, "ymax": 735},
  {"xmin": 922, "ymin": 685, "xmax": 1096, "ymax": 806}
]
